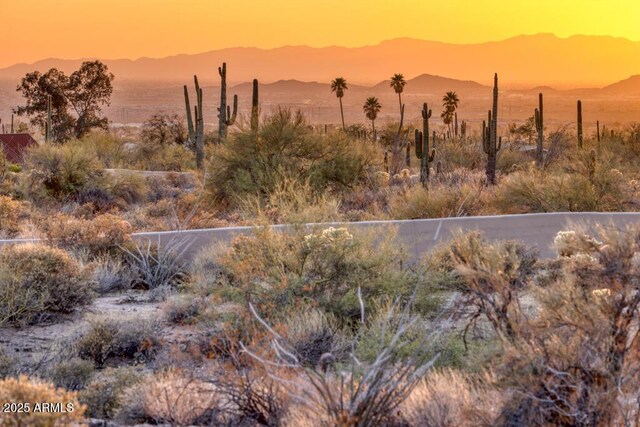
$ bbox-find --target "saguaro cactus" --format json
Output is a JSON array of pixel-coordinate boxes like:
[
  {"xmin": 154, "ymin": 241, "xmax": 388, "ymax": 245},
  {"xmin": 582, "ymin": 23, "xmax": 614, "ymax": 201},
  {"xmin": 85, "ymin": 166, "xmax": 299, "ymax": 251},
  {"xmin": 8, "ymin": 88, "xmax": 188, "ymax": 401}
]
[
  {"xmin": 535, "ymin": 93, "xmax": 544, "ymax": 168},
  {"xmin": 217, "ymin": 62, "xmax": 238, "ymax": 142},
  {"xmin": 251, "ymin": 79, "xmax": 259, "ymax": 133},
  {"xmin": 454, "ymin": 112, "xmax": 458, "ymax": 138},
  {"xmin": 577, "ymin": 100, "xmax": 583, "ymax": 149},
  {"xmin": 405, "ymin": 139, "xmax": 411, "ymax": 167},
  {"xmin": 460, "ymin": 120, "xmax": 467, "ymax": 140},
  {"xmin": 416, "ymin": 103, "xmax": 436, "ymax": 185},
  {"xmin": 596, "ymin": 120, "xmax": 600, "ymax": 143},
  {"xmin": 483, "ymin": 74, "xmax": 501, "ymax": 185},
  {"xmin": 184, "ymin": 75, "xmax": 205, "ymax": 169}
]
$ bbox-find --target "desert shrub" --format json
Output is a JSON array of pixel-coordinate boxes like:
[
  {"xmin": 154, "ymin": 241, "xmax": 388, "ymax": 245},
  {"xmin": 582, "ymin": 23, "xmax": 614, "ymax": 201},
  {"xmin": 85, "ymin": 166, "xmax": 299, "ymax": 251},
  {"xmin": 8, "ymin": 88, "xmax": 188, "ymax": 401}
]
[
  {"xmin": 213, "ymin": 365, "xmax": 288, "ymax": 426},
  {"xmin": 207, "ymin": 108, "xmax": 376, "ymax": 206},
  {"xmin": 123, "ymin": 237, "xmax": 190, "ymax": 290},
  {"xmin": 436, "ymin": 137, "xmax": 485, "ymax": 171},
  {"xmin": 249, "ymin": 298, "xmax": 436, "ymax": 427},
  {"xmin": 163, "ymin": 294, "xmax": 204, "ymax": 325},
  {"xmin": 355, "ymin": 300, "xmax": 433, "ymax": 364},
  {"xmin": 496, "ymin": 143, "xmax": 532, "ymax": 173},
  {"xmin": 75, "ymin": 317, "xmax": 162, "ymax": 367},
  {"xmin": 435, "ymin": 231, "xmax": 538, "ymax": 344},
  {"xmin": 81, "ymin": 131, "xmax": 130, "ymax": 168},
  {"xmin": 0, "ymin": 346, "xmax": 15, "ymax": 379},
  {"xmin": 23, "ymin": 141, "xmax": 103, "ymax": 198},
  {"xmin": 41, "ymin": 213, "xmax": 132, "ymax": 257},
  {"xmin": 0, "ymin": 376, "xmax": 86, "ymax": 426},
  {"xmin": 237, "ymin": 177, "xmax": 342, "ymax": 224},
  {"xmin": 133, "ymin": 143, "xmax": 194, "ymax": 171},
  {"xmin": 196, "ymin": 226, "xmax": 416, "ymax": 327},
  {"xmin": 0, "ymin": 195, "xmax": 25, "ymax": 238},
  {"xmin": 91, "ymin": 255, "xmax": 135, "ymax": 294},
  {"xmin": 118, "ymin": 370, "xmax": 223, "ymax": 426},
  {"xmin": 492, "ymin": 167, "xmax": 627, "ymax": 213},
  {"xmin": 450, "ymin": 226, "xmax": 640, "ymax": 425},
  {"xmin": 283, "ymin": 308, "xmax": 346, "ymax": 366},
  {"xmin": 101, "ymin": 171, "xmax": 149, "ymax": 205},
  {"xmin": 48, "ymin": 357, "xmax": 95, "ymax": 391},
  {"xmin": 0, "ymin": 244, "xmax": 94, "ymax": 325},
  {"xmin": 389, "ymin": 180, "xmax": 486, "ymax": 219},
  {"xmin": 79, "ymin": 367, "xmax": 143, "ymax": 419},
  {"xmin": 401, "ymin": 369, "xmax": 504, "ymax": 426}
]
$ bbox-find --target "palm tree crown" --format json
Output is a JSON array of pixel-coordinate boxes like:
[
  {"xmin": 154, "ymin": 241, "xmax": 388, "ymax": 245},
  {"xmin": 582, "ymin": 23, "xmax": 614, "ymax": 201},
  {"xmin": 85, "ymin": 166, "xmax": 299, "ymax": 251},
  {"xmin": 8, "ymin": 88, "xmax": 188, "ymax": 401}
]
[
  {"xmin": 331, "ymin": 77, "xmax": 348, "ymax": 98},
  {"xmin": 442, "ymin": 91, "xmax": 460, "ymax": 111},
  {"xmin": 363, "ymin": 97, "xmax": 382, "ymax": 121},
  {"xmin": 390, "ymin": 74, "xmax": 406, "ymax": 94}
]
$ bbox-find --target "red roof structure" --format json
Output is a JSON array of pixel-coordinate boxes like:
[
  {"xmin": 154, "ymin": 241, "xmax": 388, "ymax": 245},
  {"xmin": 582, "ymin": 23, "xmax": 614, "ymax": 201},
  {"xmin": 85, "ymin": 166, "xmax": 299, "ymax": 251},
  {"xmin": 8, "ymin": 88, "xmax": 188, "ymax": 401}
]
[{"xmin": 0, "ymin": 134, "xmax": 37, "ymax": 164}]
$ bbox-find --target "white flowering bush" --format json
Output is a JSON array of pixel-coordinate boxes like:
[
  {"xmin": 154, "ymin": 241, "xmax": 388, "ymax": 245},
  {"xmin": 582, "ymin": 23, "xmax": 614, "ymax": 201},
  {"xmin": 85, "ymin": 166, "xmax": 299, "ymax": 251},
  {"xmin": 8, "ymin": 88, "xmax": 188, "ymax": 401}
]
[{"xmin": 553, "ymin": 230, "xmax": 603, "ymax": 257}]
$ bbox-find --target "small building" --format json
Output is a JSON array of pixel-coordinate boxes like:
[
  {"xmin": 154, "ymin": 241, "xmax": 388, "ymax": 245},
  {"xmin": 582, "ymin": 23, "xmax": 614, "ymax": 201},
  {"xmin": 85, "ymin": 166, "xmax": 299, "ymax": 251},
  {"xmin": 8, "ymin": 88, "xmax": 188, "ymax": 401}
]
[{"xmin": 0, "ymin": 134, "xmax": 38, "ymax": 164}]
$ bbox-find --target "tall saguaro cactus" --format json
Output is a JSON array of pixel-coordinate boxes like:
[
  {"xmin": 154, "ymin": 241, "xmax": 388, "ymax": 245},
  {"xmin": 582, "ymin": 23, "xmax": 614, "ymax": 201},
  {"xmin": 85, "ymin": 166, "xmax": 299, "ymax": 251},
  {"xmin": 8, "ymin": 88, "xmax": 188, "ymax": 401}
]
[
  {"xmin": 416, "ymin": 103, "xmax": 436, "ymax": 185},
  {"xmin": 483, "ymin": 74, "xmax": 501, "ymax": 185},
  {"xmin": 251, "ymin": 79, "xmax": 259, "ymax": 133},
  {"xmin": 217, "ymin": 62, "xmax": 238, "ymax": 142},
  {"xmin": 454, "ymin": 112, "xmax": 458, "ymax": 138},
  {"xmin": 577, "ymin": 100, "xmax": 583, "ymax": 149},
  {"xmin": 534, "ymin": 93, "xmax": 544, "ymax": 168},
  {"xmin": 184, "ymin": 75, "xmax": 205, "ymax": 169}
]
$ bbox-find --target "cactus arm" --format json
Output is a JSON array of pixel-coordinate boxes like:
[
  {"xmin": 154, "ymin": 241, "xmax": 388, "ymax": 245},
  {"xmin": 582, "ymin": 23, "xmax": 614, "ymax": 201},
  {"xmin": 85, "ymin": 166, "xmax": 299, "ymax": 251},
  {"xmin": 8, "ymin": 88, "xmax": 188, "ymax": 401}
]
[
  {"xmin": 415, "ymin": 129, "xmax": 423, "ymax": 159},
  {"xmin": 184, "ymin": 85, "xmax": 194, "ymax": 143},
  {"xmin": 225, "ymin": 94, "xmax": 238, "ymax": 126}
]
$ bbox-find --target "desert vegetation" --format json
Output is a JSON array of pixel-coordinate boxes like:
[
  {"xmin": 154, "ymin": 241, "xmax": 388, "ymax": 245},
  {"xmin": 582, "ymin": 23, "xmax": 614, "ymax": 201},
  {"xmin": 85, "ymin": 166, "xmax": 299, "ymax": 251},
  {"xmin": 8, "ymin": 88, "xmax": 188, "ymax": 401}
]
[
  {"xmin": 4, "ymin": 55, "xmax": 640, "ymax": 426},
  {"xmin": 2, "ymin": 216, "xmax": 640, "ymax": 425}
]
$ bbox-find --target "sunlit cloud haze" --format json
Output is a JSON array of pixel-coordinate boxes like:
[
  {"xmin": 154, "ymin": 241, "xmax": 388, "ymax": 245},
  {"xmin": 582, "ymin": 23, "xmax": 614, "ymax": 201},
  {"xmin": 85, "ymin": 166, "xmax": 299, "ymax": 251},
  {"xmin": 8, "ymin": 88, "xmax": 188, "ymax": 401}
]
[{"xmin": 0, "ymin": 0, "xmax": 638, "ymax": 69}]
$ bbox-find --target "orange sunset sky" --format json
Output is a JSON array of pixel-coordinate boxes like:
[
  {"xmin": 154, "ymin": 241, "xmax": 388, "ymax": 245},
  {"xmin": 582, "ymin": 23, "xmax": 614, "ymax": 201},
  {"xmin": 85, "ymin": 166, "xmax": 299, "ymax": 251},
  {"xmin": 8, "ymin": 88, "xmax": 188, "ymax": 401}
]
[{"xmin": 0, "ymin": 0, "xmax": 638, "ymax": 70}]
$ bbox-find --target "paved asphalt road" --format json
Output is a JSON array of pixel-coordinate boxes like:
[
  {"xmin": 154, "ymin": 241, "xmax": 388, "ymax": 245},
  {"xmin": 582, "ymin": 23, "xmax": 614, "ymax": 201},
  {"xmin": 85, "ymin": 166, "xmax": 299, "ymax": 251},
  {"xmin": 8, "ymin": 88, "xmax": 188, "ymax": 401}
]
[{"xmin": 2, "ymin": 212, "xmax": 640, "ymax": 262}]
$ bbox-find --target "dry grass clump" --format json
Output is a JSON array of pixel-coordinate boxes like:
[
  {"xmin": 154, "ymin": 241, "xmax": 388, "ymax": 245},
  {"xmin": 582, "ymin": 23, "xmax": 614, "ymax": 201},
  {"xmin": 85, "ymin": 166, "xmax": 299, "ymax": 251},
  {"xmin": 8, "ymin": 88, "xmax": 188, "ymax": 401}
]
[
  {"xmin": 74, "ymin": 316, "xmax": 162, "ymax": 367},
  {"xmin": 79, "ymin": 367, "xmax": 143, "ymax": 419},
  {"xmin": 0, "ymin": 243, "xmax": 94, "ymax": 326},
  {"xmin": 0, "ymin": 195, "xmax": 28, "ymax": 238},
  {"xmin": 40, "ymin": 212, "xmax": 132, "ymax": 257},
  {"xmin": 491, "ymin": 166, "xmax": 627, "ymax": 213},
  {"xmin": 237, "ymin": 177, "xmax": 342, "ymax": 224},
  {"xmin": 0, "ymin": 375, "xmax": 86, "ymax": 426},
  {"xmin": 23, "ymin": 141, "xmax": 103, "ymax": 199},
  {"xmin": 401, "ymin": 369, "xmax": 505, "ymax": 426},
  {"xmin": 119, "ymin": 369, "xmax": 223, "ymax": 426},
  {"xmin": 389, "ymin": 179, "xmax": 486, "ymax": 219}
]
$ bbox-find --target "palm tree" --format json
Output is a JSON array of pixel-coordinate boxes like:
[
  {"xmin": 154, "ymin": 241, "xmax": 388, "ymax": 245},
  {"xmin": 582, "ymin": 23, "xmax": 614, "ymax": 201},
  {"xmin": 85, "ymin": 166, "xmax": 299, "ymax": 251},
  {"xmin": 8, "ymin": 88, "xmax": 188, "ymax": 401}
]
[
  {"xmin": 363, "ymin": 97, "xmax": 382, "ymax": 141},
  {"xmin": 331, "ymin": 77, "xmax": 348, "ymax": 130},
  {"xmin": 390, "ymin": 74, "xmax": 407, "ymax": 116},
  {"xmin": 442, "ymin": 91, "xmax": 460, "ymax": 133}
]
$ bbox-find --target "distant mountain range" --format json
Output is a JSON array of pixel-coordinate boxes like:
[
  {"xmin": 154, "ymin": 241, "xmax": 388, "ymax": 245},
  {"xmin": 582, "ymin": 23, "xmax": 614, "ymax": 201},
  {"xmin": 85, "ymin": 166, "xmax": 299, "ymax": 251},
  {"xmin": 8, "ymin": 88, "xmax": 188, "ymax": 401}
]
[{"xmin": 1, "ymin": 34, "xmax": 640, "ymax": 88}]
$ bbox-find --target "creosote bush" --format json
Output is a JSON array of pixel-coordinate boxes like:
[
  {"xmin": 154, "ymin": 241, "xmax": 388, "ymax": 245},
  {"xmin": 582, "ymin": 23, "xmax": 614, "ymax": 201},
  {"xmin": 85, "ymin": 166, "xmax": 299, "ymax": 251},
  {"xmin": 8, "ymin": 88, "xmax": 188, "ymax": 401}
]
[
  {"xmin": 0, "ymin": 376, "xmax": 86, "ymax": 426},
  {"xmin": 75, "ymin": 317, "xmax": 162, "ymax": 367},
  {"xmin": 0, "ymin": 244, "xmax": 94, "ymax": 326},
  {"xmin": 24, "ymin": 141, "xmax": 103, "ymax": 198},
  {"xmin": 207, "ymin": 108, "xmax": 377, "ymax": 206},
  {"xmin": 193, "ymin": 226, "xmax": 418, "ymax": 327}
]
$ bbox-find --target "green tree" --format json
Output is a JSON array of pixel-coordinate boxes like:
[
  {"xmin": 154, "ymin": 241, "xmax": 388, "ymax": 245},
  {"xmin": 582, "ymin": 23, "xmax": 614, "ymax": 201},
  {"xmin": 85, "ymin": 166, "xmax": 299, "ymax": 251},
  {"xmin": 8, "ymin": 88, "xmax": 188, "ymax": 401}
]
[
  {"xmin": 15, "ymin": 61, "xmax": 114, "ymax": 142},
  {"xmin": 441, "ymin": 91, "xmax": 460, "ymax": 134},
  {"xmin": 390, "ymin": 73, "xmax": 407, "ymax": 116},
  {"xmin": 330, "ymin": 77, "xmax": 348, "ymax": 130},
  {"xmin": 362, "ymin": 97, "xmax": 382, "ymax": 141},
  {"xmin": 509, "ymin": 116, "xmax": 536, "ymax": 143}
]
